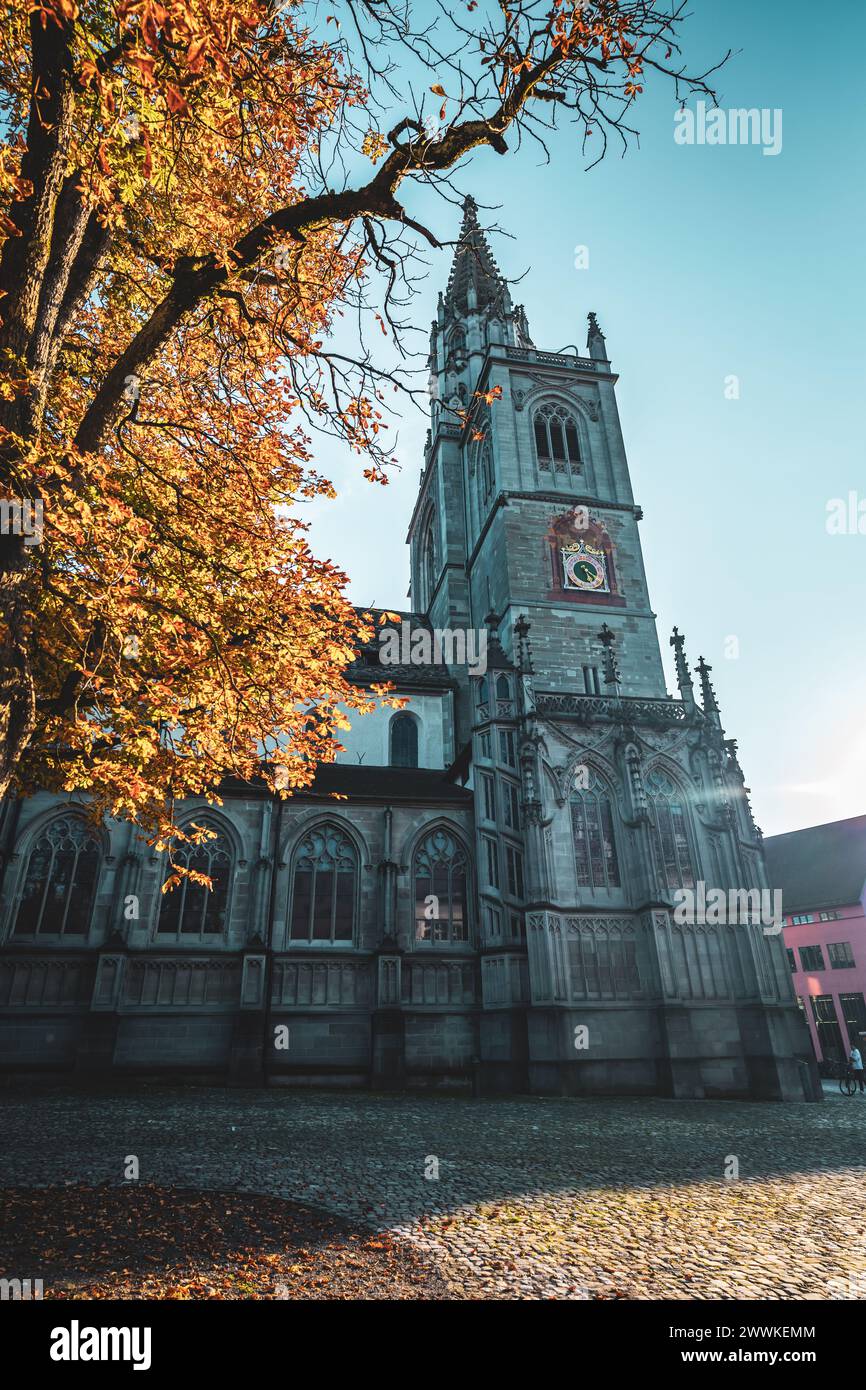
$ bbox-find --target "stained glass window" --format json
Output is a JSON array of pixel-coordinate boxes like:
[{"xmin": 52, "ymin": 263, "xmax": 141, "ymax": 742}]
[
  {"xmin": 646, "ymin": 769, "xmax": 696, "ymax": 891},
  {"xmin": 414, "ymin": 828, "xmax": 469, "ymax": 944},
  {"xmin": 290, "ymin": 824, "xmax": 356, "ymax": 943},
  {"xmin": 570, "ymin": 773, "xmax": 621, "ymax": 891},
  {"xmin": 13, "ymin": 817, "xmax": 100, "ymax": 936},
  {"xmin": 157, "ymin": 827, "xmax": 232, "ymax": 937}
]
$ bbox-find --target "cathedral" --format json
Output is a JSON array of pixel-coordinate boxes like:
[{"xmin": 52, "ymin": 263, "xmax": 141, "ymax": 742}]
[{"xmin": 0, "ymin": 198, "xmax": 816, "ymax": 1099}]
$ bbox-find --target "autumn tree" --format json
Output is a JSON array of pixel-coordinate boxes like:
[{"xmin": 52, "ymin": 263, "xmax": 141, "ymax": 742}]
[{"xmin": 0, "ymin": 0, "xmax": 721, "ymax": 851}]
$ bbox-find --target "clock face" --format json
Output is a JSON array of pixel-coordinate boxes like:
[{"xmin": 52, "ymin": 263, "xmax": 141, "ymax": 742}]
[{"xmin": 562, "ymin": 542, "xmax": 609, "ymax": 592}]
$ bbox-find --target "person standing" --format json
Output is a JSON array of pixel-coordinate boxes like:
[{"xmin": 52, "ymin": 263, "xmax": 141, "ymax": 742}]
[{"xmin": 850, "ymin": 1044, "xmax": 865, "ymax": 1093}]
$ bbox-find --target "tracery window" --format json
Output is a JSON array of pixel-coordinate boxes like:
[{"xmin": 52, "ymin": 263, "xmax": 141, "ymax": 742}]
[
  {"xmin": 157, "ymin": 826, "xmax": 232, "ymax": 937},
  {"xmin": 289, "ymin": 824, "xmax": 357, "ymax": 943},
  {"xmin": 13, "ymin": 817, "xmax": 100, "ymax": 936},
  {"xmin": 646, "ymin": 769, "xmax": 696, "ymax": 890},
  {"xmin": 413, "ymin": 828, "xmax": 469, "ymax": 944},
  {"xmin": 533, "ymin": 401, "xmax": 581, "ymax": 478},
  {"xmin": 449, "ymin": 328, "xmax": 467, "ymax": 366},
  {"xmin": 570, "ymin": 773, "xmax": 621, "ymax": 891}
]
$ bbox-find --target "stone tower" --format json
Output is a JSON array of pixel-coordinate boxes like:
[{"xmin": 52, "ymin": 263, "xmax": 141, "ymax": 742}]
[{"xmin": 408, "ymin": 196, "xmax": 814, "ymax": 1098}]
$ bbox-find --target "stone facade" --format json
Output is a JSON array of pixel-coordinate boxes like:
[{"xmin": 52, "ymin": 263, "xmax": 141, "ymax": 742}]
[{"xmin": 0, "ymin": 199, "xmax": 817, "ymax": 1098}]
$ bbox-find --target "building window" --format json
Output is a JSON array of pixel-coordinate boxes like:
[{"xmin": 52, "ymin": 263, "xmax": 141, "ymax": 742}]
[
  {"xmin": 509, "ymin": 911, "xmax": 526, "ymax": 943},
  {"xmin": 498, "ymin": 729, "xmax": 515, "ymax": 766},
  {"xmin": 799, "ymin": 945, "xmax": 824, "ymax": 971},
  {"xmin": 582, "ymin": 665, "xmax": 601, "ymax": 695},
  {"xmin": 571, "ymin": 772, "xmax": 621, "ymax": 891},
  {"xmin": 791, "ymin": 914, "xmax": 814, "ymax": 925},
  {"xmin": 828, "ymin": 941, "xmax": 855, "ymax": 970},
  {"xmin": 646, "ymin": 769, "xmax": 695, "ymax": 891},
  {"xmin": 449, "ymin": 328, "xmax": 467, "ymax": 367},
  {"xmin": 480, "ymin": 773, "xmax": 496, "ymax": 823},
  {"xmin": 840, "ymin": 993, "xmax": 866, "ymax": 1045},
  {"xmin": 390, "ymin": 713, "xmax": 418, "ymax": 768},
  {"xmin": 505, "ymin": 845, "xmax": 524, "ymax": 899},
  {"xmin": 289, "ymin": 824, "xmax": 356, "ymax": 943},
  {"xmin": 786, "ymin": 948, "xmax": 796, "ymax": 972},
  {"xmin": 810, "ymin": 994, "xmax": 844, "ymax": 1063},
  {"xmin": 414, "ymin": 828, "xmax": 469, "ymax": 944},
  {"xmin": 484, "ymin": 903, "xmax": 502, "ymax": 941},
  {"xmin": 533, "ymin": 401, "xmax": 581, "ymax": 477},
  {"xmin": 483, "ymin": 835, "xmax": 500, "ymax": 890},
  {"xmin": 820, "ymin": 911, "xmax": 841, "ymax": 922},
  {"xmin": 479, "ymin": 732, "xmax": 491, "ymax": 760},
  {"xmin": 478, "ymin": 441, "xmax": 494, "ymax": 501},
  {"xmin": 13, "ymin": 817, "xmax": 101, "ymax": 937},
  {"xmin": 475, "ymin": 675, "xmax": 489, "ymax": 707},
  {"xmin": 502, "ymin": 780, "xmax": 521, "ymax": 831},
  {"xmin": 495, "ymin": 674, "xmax": 511, "ymax": 701},
  {"xmin": 157, "ymin": 827, "xmax": 232, "ymax": 938},
  {"xmin": 422, "ymin": 521, "xmax": 436, "ymax": 606}
]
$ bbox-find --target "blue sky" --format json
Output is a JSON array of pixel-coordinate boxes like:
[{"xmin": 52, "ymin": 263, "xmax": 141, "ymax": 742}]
[{"xmin": 301, "ymin": 0, "xmax": 866, "ymax": 837}]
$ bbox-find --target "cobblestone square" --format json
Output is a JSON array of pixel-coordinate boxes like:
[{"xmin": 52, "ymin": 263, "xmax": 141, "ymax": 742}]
[{"xmin": 1, "ymin": 1086, "xmax": 862, "ymax": 1300}]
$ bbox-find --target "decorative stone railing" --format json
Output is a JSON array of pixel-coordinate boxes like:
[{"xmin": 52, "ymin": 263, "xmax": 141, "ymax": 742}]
[
  {"xmin": 535, "ymin": 692, "xmax": 690, "ymax": 726},
  {"xmin": 504, "ymin": 347, "xmax": 598, "ymax": 371}
]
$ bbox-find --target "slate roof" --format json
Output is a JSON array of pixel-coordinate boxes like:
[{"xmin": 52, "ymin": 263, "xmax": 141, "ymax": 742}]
[
  {"xmin": 348, "ymin": 608, "xmax": 458, "ymax": 690},
  {"xmin": 763, "ymin": 815, "xmax": 866, "ymax": 912},
  {"xmin": 292, "ymin": 763, "xmax": 472, "ymax": 805}
]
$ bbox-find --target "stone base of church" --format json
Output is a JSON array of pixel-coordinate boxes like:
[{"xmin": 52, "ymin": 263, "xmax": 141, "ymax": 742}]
[
  {"xmin": 0, "ymin": 998, "xmax": 820, "ymax": 1102},
  {"xmin": 520, "ymin": 1002, "xmax": 819, "ymax": 1101}
]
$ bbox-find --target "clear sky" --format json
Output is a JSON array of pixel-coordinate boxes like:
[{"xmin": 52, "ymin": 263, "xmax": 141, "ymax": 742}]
[{"xmin": 300, "ymin": 0, "xmax": 866, "ymax": 838}]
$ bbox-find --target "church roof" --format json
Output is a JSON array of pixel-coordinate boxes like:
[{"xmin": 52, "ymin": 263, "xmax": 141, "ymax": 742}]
[
  {"xmin": 443, "ymin": 196, "xmax": 507, "ymax": 318},
  {"xmin": 348, "ymin": 609, "xmax": 457, "ymax": 690},
  {"xmin": 764, "ymin": 814, "xmax": 866, "ymax": 913},
  {"xmin": 293, "ymin": 762, "xmax": 472, "ymax": 804}
]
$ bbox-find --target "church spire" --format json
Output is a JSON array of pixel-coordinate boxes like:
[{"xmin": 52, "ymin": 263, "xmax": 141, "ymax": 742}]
[
  {"xmin": 670, "ymin": 627, "xmax": 696, "ymax": 710},
  {"xmin": 586, "ymin": 310, "xmax": 609, "ymax": 362},
  {"xmin": 444, "ymin": 196, "xmax": 510, "ymax": 320},
  {"xmin": 695, "ymin": 656, "xmax": 721, "ymax": 727}
]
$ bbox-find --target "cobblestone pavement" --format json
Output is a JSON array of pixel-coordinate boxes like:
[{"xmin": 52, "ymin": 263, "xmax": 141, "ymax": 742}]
[{"xmin": 1, "ymin": 1085, "xmax": 864, "ymax": 1300}]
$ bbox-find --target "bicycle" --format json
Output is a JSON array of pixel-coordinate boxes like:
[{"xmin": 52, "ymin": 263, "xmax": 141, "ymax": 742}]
[{"xmin": 838, "ymin": 1062, "xmax": 858, "ymax": 1096}]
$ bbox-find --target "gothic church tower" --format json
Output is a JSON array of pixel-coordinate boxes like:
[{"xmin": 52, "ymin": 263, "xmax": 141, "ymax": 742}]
[{"xmin": 408, "ymin": 197, "xmax": 812, "ymax": 1099}]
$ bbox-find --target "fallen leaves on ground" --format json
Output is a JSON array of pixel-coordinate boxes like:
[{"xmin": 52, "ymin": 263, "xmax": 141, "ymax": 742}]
[{"xmin": 0, "ymin": 1184, "xmax": 465, "ymax": 1301}]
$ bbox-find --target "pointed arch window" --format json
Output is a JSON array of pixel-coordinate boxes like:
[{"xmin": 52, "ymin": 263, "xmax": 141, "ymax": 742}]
[
  {"xmin": 570, "ymin": 773, "xmax": 621, "ymax": 891},
  {"xmin": 390, "ymin": 713, "xmax": 419, "ymax": 768},
  {"xmin": 478, "ymin": 440, "xmax": 494, "ymax": 501},
  {"xmin": 157, "ymin": 827, "xmax": 232, "ymax": 937},
  {"xmin": 533, "ymin": 402, "xmax": 581, "ymax": 477},
  {"xmin": 414, "ymin": 828, "xmax": 469, "ymax": 944},
  {"xmin": 422, "ymin": 521, "xmax": 436, "ymax": 607},
  {"xmin": 646, "ymin": 769, "xmax": 696, "ymax": 890},
  {"xmin": 290, "ymin": 824, "xmax": 357, "ymax": 943},
  {"xmin": 12, "ymin": 816, "xmax": 101, "ymax": 936},
  {"xmin": 449, "ymin": 328, "xmax": 467, "ymax": 367},
  {"xmin": 495, "ymin": 674, "xmax": 511, "ymax": 701}
]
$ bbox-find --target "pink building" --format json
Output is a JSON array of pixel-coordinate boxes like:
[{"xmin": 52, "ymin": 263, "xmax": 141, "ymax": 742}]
[{"xmin": 765, "ymin": 815, "xmax": 866, "ymax": 1069}]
